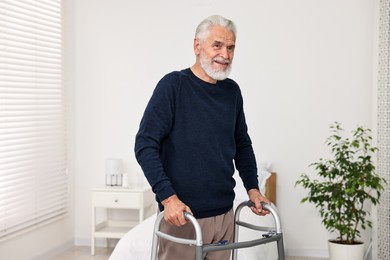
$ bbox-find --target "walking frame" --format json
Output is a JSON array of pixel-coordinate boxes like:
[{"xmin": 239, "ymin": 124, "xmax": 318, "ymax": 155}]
[{"xmin": 151, "ymin": 201, "xmax": 285, "ymax": 260}]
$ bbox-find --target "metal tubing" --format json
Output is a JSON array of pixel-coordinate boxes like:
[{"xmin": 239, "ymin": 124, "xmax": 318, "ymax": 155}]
[
  {"xmin": 232, "ymin": 201, "xmax": 284, "ymax": 260},
  {"xmin": 277, "ymin": 235, "xmax": 285, "ymax": 260},
  {"xmin": 205, "ymin": 234, "xmax": 282, "ymax": 253},
  {"xmin": 150, "ymin": 212, "xmax": 203, "ymax": 260}
]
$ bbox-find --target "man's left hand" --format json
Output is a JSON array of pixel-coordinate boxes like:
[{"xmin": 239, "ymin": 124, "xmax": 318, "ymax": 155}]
[{"xmin": 247, "ymin": 189, "xmax": 271, "ymax": 216}]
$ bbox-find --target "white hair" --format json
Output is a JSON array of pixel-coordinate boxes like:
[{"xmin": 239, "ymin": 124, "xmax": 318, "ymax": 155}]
[{"xmin": 195, "ymin": 15, "xmax": 237, "ymax": 43}]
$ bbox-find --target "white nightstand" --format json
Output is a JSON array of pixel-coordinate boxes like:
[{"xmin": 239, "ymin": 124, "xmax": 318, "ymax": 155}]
[{"xmin": 91, "ymin": 186, "xmax": 155, "ymax": 255}]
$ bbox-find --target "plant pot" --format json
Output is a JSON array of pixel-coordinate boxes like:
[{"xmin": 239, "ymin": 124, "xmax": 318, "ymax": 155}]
[{"xmin": 328, "ymin": 240, "xmax": 365, "ymax": 260}]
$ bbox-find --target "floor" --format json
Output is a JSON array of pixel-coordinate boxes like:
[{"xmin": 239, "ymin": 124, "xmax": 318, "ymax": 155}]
[
  {"xmin": 50, "ymin": 246, "xmax": 328, "ymax": 260},
  {"xmin": 49, "ymin": 246, "xmax": 113, "ymax": 260}
]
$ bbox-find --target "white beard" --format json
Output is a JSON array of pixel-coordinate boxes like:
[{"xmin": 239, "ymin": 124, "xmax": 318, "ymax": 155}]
[{"xmin": 199, "ymin": 52, "xmax": 232, "ymax": 81}]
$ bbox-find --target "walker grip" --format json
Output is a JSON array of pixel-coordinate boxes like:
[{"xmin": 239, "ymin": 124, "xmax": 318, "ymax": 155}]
[{"xmin": 246, "ymin": 200, "xmax": 268, "ymax": 209}]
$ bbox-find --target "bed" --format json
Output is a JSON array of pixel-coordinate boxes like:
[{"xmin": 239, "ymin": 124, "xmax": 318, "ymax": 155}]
[{"xmin": 109, "ymin": 166, "xmax": 278, "ymax": 260}]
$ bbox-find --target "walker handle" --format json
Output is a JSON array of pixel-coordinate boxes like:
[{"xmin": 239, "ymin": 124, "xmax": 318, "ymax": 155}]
[
  {"xmin": 246, "ymin": 200, "xmax": 268, "ymax": 209},
  {"xmin": 238, "ymin": 200, "xmax": 281, "ymax": 234},
  {"xmin": 183, "ymin": 211, "xmax": 193, "ymax": 221}
]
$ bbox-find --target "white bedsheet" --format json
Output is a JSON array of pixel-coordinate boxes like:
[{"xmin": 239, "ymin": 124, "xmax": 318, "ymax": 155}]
[{"xmin": 109, "ymin": 213, "xmax": 156, "ymax": 260}]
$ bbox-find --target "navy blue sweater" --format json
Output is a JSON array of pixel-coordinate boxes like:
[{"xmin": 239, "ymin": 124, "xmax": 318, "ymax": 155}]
[{"xmin": 134, "ymin": 68, "xmax": 259, "ymax": 218}]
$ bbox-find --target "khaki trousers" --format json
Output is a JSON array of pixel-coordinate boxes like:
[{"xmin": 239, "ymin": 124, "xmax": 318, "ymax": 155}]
[{"xmin": 158, "ymin": 209, "xmax": 234, "ymax": 260}]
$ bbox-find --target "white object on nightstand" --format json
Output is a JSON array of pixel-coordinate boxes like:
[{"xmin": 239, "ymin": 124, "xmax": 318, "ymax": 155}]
[{"xmin": 91, "ymin": 186, "xmax": 155, "ymax": 255}]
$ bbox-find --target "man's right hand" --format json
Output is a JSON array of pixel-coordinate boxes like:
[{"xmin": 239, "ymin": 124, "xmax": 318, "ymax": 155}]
[{"xmin": 161, "ymin": 194, "xmax": 192, "ymax": 226}]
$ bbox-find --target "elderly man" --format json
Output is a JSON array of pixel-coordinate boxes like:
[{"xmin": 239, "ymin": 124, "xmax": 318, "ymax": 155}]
[{"xmin": 135, "ymin": 14, "xmax": 270, "ymax": 260}]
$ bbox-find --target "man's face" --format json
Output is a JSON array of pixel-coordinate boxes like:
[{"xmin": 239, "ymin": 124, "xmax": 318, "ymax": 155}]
[{"xmin": 198, "ymin": 26, "xmax": 236, "ymax": 81}]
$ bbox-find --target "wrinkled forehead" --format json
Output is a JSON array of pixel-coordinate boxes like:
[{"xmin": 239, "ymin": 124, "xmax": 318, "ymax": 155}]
[{"xmin": 204, "ymin": 25, "xmax": 236, "ymax": 45}]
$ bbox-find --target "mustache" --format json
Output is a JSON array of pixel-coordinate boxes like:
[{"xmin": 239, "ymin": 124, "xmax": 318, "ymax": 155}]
[{"xmin": 213, "ymin": 57, "xmax": 230, "ymax": 64}]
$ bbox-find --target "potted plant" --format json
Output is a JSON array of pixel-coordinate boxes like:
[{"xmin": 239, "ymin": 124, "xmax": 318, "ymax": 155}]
[{"xmin": 295, "ymin": 122, "xmax": 386, "ymax": 260}]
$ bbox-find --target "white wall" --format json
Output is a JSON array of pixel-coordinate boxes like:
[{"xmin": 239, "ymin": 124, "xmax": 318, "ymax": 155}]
[
  {"xmin": 72, "ymin": 0, "xmax": 377, "ymax": 257},
  {"xmin": 0, "ymin": 218, "xmax": 74, "ymax": 260}
]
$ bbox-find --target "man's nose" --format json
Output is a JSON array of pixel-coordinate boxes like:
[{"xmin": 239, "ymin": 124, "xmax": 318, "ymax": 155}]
[{"xmin": 220, "ymin": 47, "xmax": 229, "ymax": 59}]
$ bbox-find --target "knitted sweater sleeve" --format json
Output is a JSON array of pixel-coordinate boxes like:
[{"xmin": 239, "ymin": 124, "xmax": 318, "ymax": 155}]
[
  {"xmin": 234, "ymin": 91, "xmax": 259, "ymax": 192},
  {"xmin": 134, "ymin": 73, "xmax": 177, "ymax": 202}
]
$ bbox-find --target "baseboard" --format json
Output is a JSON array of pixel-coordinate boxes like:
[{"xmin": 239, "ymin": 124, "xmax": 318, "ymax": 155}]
[
  {"xmin": 74, "ymin": 237, "xmax": 90, "ymax": 246},
  {"xmin": 75, "ymin": 237, "xmax": 118, "ymax": 248},
  {"xmin": 287, "ymin": 248, "xmax": 329, "ymax": 258},
  {"xmin": 31, "ymin": 239, "xmax": 74, "ymax": 260}
]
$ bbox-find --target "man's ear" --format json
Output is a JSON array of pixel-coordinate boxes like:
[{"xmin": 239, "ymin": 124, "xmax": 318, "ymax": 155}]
[{"xmin": 193, "ymin": 38, "xmax": 200, "ymax": 56}]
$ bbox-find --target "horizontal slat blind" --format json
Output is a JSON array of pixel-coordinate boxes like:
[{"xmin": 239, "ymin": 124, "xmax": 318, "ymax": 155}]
[{"xmin": 0, "ymin": 0, "xmax": 67, "ymax": 241}]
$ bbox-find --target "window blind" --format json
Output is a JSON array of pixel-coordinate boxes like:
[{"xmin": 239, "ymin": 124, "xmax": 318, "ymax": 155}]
[{"xmin": 0, "ymin": 0, "xmax": 67, "ymax": 241}]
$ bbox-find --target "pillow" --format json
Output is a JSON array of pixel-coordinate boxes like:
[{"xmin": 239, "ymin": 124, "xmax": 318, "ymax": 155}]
[
  {"xmin": 233, "ymin": 162, "xmax": 272, "ymax": 203},
  {"xmin": 258, "ymin": 162, "xmax": 272, "ymax": 195}
]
